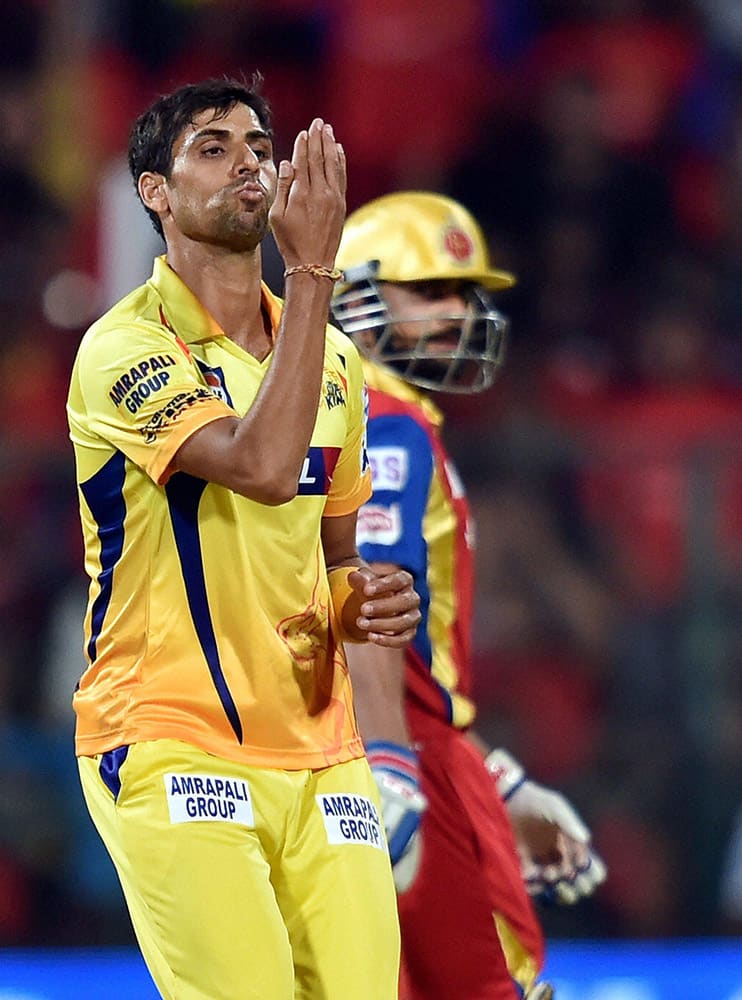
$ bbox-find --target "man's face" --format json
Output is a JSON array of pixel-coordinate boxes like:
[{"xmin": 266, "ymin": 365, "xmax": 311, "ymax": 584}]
[
  {"xmin": 334, "ymin": 274, "xmax": 506, "ymax": 392},
  {"xmin": 379, "ymin": 280, "xmax": 470, "ymax": 354},
  {"xmin": 162, "ymin": 103, "xmax": 276, "ymax": 251}
]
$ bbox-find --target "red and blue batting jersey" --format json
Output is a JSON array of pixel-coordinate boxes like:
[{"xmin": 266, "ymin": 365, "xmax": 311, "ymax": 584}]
[{"xmin": 358, "ymin": 362, "xmax": 476, "ymax": 729}]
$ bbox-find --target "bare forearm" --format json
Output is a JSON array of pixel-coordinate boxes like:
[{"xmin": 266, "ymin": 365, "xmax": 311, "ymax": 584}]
[
  {"xmin": 175, "ymin": 117, "xmax": 346, "ymax": 503},
  {"xmin": 345, "ymin": 642, "xmax": 410, "ymax": 743},
  {"xmin": 230, "ymin": 274, "xmax": 332, "ymax": 491},
  {"xmin": 174, "ymin": 277, "xmax": 333, "ymax": 502},
  {"xmin": 234, "ymin": 114, "xmax": 346, "ymax": 499}
]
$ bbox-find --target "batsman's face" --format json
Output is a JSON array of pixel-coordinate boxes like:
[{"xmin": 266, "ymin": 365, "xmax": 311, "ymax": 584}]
[
  {"xmin": 163, "ymin": 103, "xmax": 277, "ymax": 251},
  {"xmin": 380, "ymin": 280, "xmax": 470, "ymax": 353}
]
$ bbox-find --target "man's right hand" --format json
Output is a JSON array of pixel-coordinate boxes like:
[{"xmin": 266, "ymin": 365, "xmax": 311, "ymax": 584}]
[
  {"xmin": 485, "ymin": 747, "xmax": 607, "ymax": 905},
  {"xmin": 344, "ymin": 566, "xmax": 422, "ymax": 648},
  {"xmin": 269, "ymin": 118, "xmax": 347, "ymax": 272}
]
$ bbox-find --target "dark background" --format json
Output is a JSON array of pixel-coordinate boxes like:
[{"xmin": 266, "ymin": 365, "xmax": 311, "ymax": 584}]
[{"xmin": 1, "ymin": 0, "xmax": 741, "ymax": 948}]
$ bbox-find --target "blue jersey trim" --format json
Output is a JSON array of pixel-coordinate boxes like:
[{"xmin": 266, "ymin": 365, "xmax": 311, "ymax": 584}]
[
  {"xmin": 296, "ymin": 445, "xmax": 340, "ymax": 496},
  {"xmin": 99, "ymin": 745, "xmax": 130, "ymax": 801},
  {"xmin": 165, "ymin": 473, "xmax": 243, "ymax": 744},
  {"xmin": 80, "ymin": 451, "xmax": 127, "ymax": 664}
]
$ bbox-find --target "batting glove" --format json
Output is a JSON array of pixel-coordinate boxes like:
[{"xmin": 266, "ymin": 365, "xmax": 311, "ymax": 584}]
[
  {"xmin": 486, "ymin": 747, "xmax": 607, "ymax": 905},
  {"xmin": 526, "ymin": 982, "xmax": 555, "ymax": 1000},
  {"xmin": 367, "ymin": 740, "xmax": 427, "ymax": 893}
]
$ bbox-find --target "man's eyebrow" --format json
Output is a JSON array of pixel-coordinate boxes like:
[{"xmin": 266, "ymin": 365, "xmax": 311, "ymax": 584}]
[{"xmin": 191, "ymin": 126, "xmax": 272, "ymax": 143}]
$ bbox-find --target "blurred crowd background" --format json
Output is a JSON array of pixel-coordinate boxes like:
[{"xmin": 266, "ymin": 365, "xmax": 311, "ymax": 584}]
[{"xmin": 1, "ymin": 0, "xmax": 741, "ymax": 951}]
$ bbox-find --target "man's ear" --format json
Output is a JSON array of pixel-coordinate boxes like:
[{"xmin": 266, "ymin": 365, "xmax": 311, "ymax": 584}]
[{"xmin": 138, "ymin": 172, "xmax": 168, "ymax": 216}]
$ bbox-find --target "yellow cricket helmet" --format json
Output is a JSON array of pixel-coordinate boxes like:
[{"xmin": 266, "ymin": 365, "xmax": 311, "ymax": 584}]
[
  {"xmin": 331, "ymin": 192, "xmax": 515, "ymax": 393},
  {"xmin": 335, "ymin": 191, "xmax": 516, "ymax": 291}
]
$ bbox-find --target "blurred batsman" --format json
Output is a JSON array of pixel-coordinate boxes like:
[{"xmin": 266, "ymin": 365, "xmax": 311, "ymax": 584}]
[{"xmin": 332, "ymin": 192, "xmax": 607, "ymax": 1000}]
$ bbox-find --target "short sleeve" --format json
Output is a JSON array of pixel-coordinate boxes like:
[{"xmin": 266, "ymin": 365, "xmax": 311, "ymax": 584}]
[
  {"xmin": 323, "ymin": 337, "xmax": 373, "ymax": 516},
  {"xmin": 68, "ymin": 322, "xmax": 235, "ymax": 484}
]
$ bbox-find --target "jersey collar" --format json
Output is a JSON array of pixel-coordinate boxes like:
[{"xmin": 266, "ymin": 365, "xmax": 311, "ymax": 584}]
[{"xmin": 148, "ymin": 254, "xmax": 281, "ymax": 345}]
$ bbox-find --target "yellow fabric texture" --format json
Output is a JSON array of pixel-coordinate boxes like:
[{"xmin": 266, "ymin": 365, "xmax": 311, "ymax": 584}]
[
  {"xmin": 79, "ymin": 741, "xmax": 400, "ymax": 1000},
  {"xmin": 67, "ymin": 256, "xmax": 371, "ymax": 768}
]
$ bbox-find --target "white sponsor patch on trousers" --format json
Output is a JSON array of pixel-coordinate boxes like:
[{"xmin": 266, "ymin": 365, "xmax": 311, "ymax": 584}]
[
  {"xmin": 316, "ymin": 793, "xmax": 384, "ymax": 849},
  {"xmin": 164, "ymin": 772, "xmax": 254, "ymax": 825}
]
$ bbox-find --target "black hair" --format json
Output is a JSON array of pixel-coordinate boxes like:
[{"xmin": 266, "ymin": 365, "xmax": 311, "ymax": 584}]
[{"xmin": 127, "ymin": 74, "xmax": 272, "ymax": 238}]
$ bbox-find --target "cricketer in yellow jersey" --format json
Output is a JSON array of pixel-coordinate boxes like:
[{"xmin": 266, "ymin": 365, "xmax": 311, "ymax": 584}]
[{"xmin": 67, "ymin": 77, "xmax": 420, "ymax": 1000}]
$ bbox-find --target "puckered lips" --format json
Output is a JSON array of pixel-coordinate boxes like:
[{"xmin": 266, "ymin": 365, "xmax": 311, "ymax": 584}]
[{"xmin": 233, "ymin": 181, "xmax": 265, "ymax": 205}]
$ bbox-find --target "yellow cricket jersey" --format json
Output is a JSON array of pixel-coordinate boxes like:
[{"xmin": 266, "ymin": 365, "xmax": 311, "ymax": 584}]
[{"xmin": 67, "ymin": 255, "xmax": 371, "ymax": 769}]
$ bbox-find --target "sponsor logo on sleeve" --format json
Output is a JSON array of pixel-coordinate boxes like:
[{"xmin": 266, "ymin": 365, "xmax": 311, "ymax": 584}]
[
  {"xmin": 356, "ymin": 503, "xmax": 402, "ymax": 545},
  {"xmin": 368, "ymin": 446, "xmax": 408, "ymax": 492},
  {"xmin": 164, "ymin": 773, "xmax": 254, "ymax": 825},
  {"xmin": 139, "ymin": 387, "xmax": 216, "ymax": 443},
  {"xmin": 108, "ymin": 355, "xmax": 178, "ymax": 414},
  {"xmin": 316, "ymin": 793, "xmax": 384, "ymax": 849}
]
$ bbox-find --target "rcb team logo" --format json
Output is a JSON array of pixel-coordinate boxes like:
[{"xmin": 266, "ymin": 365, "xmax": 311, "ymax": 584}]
[{"xmin": 443, "ymin": 226, "xmax": 474, "ymax": 264}]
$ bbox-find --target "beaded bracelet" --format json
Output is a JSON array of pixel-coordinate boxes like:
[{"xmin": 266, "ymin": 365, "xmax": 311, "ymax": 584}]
[{"xmin": 284, "ymin": 263, "xmax": 344, "ymax": 282}]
